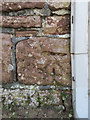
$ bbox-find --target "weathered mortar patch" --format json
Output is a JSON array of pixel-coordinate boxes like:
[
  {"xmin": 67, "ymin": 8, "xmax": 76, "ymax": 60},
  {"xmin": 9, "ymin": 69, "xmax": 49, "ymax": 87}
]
[
  {"xmin": 1, "ymin": 85, "xmax": 72, "ymax": 108},
  {"xmin": 52, "ymin": 9, "xmax": 70, "ymax": 15},
  {"xmin": 48, "ymin": 1, "xmax": 70, "ymax": 10},
  {"xmin": 1, "ymin": 85, "xmax": 72, "ymax": 118},
  {"xmin": 1, "ymin": 87, "xmax": 62, "ymax": 107}
]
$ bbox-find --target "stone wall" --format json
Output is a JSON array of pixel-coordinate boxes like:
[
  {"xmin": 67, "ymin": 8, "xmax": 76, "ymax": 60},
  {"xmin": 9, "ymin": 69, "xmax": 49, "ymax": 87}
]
[{"xmin": 0, "ymin": 1, "xmax": 73, "ymax": 118}]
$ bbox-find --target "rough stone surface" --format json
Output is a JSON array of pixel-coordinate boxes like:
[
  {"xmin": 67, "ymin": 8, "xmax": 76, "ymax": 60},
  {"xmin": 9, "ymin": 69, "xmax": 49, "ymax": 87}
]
[
  {"xmin": 0, "ymin": 16, "xmax": 42, "ymax": 28},
  {"xmin": 6, "ymin": 8, "xmax": 51, "ymax": 17},
  {"xmin": 2, "ymin": 33, "xmax": 13, "ymax": 84},
  {"xmin": 1, "ymin": 1, "xmax": 72, "ymax": 118},
  {"xmin": 2, "ymin": 27, "xmax": 14, "ymax": 34},
  {"xmin": 43, "ymin": 15, "xmax": 70, "ymax": 35},
  {"xmin": 1, "ymin": 1, "xmax": 70, "ymax": 12},
  {"xmin": 52, "ymin": 9, "xmax": 70, "ymax": 15},
  {"xmin": 1, "ymin": 84, "xmax": 72, "ymax": 118},
  {"xmin": 16, "ymin": 37, "xmax": 71, "ymax": 86},
  {"xmin": 2, "ymin": 87, "xmax": 62, "ymax": 106},
  {"xmin": 48, "ymin": 1, "xmax": 70, "ymax": 10},
  {"xmin": 1, "ymin": 2, "xmax": 45, "ymax": 12},
  {"xmin": 16, "ymin": 31, "xmax": 38, "ymax": 37}
]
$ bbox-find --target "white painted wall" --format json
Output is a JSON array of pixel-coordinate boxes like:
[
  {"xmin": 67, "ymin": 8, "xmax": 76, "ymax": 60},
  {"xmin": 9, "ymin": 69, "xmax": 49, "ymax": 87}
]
[{"xmin": 88, "ymin": 2, "xmax": 90, "ymax": 90}]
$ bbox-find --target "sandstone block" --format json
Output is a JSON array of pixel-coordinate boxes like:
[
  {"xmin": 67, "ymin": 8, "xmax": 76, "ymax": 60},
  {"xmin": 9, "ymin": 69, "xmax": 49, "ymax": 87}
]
[
  {"xmin": 1, "ymin": 2, "xmax": 45, "ymax": 12},
  {"xmin": 0, "ymin": 16, "xmax": 42, "ymax": 28},
  {"xmin": 2, "ymin": 33, "xmax": 13, "ymax": 84},
  {"xmin": 16, "ymin": 37, "xmax": 71, "ymax": 86},
  {"xmin": 43, "ymin": 15, "xmax": 70, "ymax": 35},
  {"xmin": 48, "ymin": 1, "xmax": 70, "ymax": 10}
]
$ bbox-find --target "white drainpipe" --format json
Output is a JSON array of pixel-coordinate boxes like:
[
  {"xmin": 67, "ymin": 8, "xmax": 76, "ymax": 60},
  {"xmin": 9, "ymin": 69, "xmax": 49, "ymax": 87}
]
[{"xmin": 71, "ymin": 0, "xmax": 88, "ymax": 118}]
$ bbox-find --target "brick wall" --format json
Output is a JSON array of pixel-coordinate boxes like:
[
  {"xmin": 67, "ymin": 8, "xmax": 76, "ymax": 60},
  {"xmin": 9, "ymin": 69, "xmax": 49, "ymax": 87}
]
[{"xmin": 1, "ymin": 1, "xmax": 72, "ymax": 118}]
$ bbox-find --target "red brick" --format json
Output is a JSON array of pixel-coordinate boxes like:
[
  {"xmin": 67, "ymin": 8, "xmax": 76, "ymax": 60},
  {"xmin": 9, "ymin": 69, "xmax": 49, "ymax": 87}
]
[
  {"xmin": 2, "ymin": 33, "xmax": 13, "ymax": 84},
  {"xmin": 16, "ymin": 37, "xmax": 71, "ymax": 86},
  {"xmin": 43, "ymin": 15, "xmax": 70, "ymax": 35},
  {"xmin": 0, "ymin": 16, "xmax": 42, "ymax": 28}
]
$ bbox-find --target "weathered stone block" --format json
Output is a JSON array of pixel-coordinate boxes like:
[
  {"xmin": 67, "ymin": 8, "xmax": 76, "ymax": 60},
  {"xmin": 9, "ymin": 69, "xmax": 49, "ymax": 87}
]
[
  {"xmin": 1, "ymin": 2, "xmax": 45, "ymax": 12},
  {"xmin": 2, "ymin": 86, "xmax": 72, "ymax": 118},
  {"xmin": 16, "ymin": 31, "xmax": 38, "ymax": 37},
  {"xmin": 2, "ymin": 86, "xmax": 62, "ymax": 107},
  {"xmin": 0, "ymin": 16, "xmax": 42, "ymax": 28},
  {"xmin": 16, "ymin": 37, "xmax": 71, "ymax": 86},
  {"xmin": 43, "ymin": 15, "xmax": 70, "ymax": 35},
  {"xmin": 1, "ymin": 1, "xmax": 70, "ymax": 12},
  {"xmin": 48, "ymin": 1, "xmax": 70, "ymax": 10},
  {"xmin": 2, "ymin": 33, "xmax": 13, "ymax": 84}
]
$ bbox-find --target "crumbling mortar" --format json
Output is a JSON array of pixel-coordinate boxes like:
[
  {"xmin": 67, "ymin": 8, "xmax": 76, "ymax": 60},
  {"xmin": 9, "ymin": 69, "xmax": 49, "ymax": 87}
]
[
  {"xmin": 36, "ymin": 33, "xmax": 70, "ymax": 38},
  {"xmin": 2, "ymin": 27, "xmax": 15, "ymax": 34},
  {"xmin": 11, "ymin": 36, "xmax": 30, "ymax": 82},
  {"xmin": 2, "ymin": 82, "xmax": 71, "ymax": 91},
  {"xmin": 14, "ymin": 27, "xmax": 70, "ymax": 38}
]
